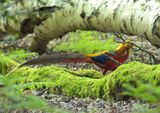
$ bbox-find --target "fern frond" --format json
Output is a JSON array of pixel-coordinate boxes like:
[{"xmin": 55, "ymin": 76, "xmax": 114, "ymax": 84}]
[
  {"xmin": 0, "ymin": 49, "xmax": 38, "ymax": 74},
  {"xmin": 0, "ymin": 53, "xmax": 18, "ymax": 74},
  {"xmin": 13, "ymin": 82, "xmax": 56, "ymax": 91},
  {"xmin": 7, "ymin": 49, "xmax": 38, "ymax": 62},
  {"xmin": 0, "ymin": 54, "xmax": 18, "ymax": 66}
]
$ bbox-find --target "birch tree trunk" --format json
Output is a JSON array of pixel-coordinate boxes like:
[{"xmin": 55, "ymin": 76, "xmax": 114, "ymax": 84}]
[{"xmin": 1, "ymin": 0, "xmax": 160, "ymax": 52}]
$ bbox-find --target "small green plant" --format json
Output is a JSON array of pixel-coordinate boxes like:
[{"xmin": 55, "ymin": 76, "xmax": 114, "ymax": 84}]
[
  {"xmin": 131, "ymin": 103, "xmax": 158, "ymax": 113},
  {"xmin": 123, "ymin": 81, "xmax": 160, "ymax": 112},
  {"xmin": 0, "ymin": 50, "xmax": 44, "ymax": 112},
  {"xmin": 0, "ymin": 49, "xmax": 37, "ymax": 75},
  {"xmin": 51, "ymin": 31, "xmax": 118, "ymax": 54},
  {"xmin": 0, "ymin": 50, "xmax": 68, "ymax": 113},
  {"xmin": 0, "ymin": 75, "xmax": 49, "ymax": 112},
  {"xmin": 6, "ymin": 49, "xmax": 38, "ymax": 62},
  {"xmin": 123, "ymin": 81, "xmax": 160, "ymax": 103}
]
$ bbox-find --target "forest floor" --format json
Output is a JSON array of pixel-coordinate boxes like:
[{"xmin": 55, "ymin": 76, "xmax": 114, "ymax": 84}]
[
  {"xmin": 27, "ymin": 91, "xmax": 154, "ymax": 113},
  {"xmin": 1, "ymin": 34, "xmax": 160, "ymax": 113},
  {"xmin": 25, "ymin": 35, "xmax": 160, "ymax": 113}
]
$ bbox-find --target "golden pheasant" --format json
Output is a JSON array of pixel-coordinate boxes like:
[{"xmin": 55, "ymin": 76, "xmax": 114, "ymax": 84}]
[{"xmin": 20, "ymin": 42, "xmax": 133, "ymax": 75}]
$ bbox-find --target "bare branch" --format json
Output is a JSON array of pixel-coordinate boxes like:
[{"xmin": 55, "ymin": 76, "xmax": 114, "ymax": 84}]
[{"xmin": 114, "ymin": 34, "xmax": 159, "ymax": 64}]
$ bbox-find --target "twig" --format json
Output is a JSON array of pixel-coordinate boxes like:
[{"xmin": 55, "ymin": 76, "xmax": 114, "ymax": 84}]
[
  {"xmin": 6, "ymin": 66, "xmax": 19, "ymax": 77},
  {"xmin": 130, "ymin": 42, "xmax": 157, "ymax": 63},
  {"xmin": 36, "ymin": 88, "xmax": 48, "ymax": 96},
  {"xmin": 114, "ymin": 33, "xmax": 158, "ymax": 64}
]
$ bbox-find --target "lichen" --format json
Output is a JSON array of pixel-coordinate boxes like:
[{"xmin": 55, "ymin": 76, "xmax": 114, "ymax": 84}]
[{"xmin": 7, "ymin": 61, "xmax": 160, "ymax": 100}]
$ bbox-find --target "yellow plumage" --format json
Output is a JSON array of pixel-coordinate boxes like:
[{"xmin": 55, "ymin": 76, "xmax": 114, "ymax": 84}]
[
  {"xmin": 85, "ymin": 42, "xmax": 132, "ymax": 57},
  {"xmin": 85, "ymin": 50, "xmax": 108, "ymax": 57},
  {"xmin": 115, "ymin": 42, "xmax": 133, "ymax": 55}
]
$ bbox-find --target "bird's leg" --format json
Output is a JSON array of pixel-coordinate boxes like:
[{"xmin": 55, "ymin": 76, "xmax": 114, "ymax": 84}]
[{"xmin": 102, "ymin": 69, "xmax": 108, "ymax": 75}]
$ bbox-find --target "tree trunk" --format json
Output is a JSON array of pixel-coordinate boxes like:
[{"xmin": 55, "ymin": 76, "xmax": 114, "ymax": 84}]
[{"xmin": 1, "ymin": 0, "xmax": 160, "ymax": 52}]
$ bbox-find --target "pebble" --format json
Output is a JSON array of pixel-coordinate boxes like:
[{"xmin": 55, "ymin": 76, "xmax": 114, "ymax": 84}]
[{"xmin": 43, "ymin": 93, "xmax": 155, "ymax": 113}]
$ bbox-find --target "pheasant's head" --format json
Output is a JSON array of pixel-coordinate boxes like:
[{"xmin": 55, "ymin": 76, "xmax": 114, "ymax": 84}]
[{"xmin": 115, "ymin": 42, "xmax": 133, "ymax": 54}]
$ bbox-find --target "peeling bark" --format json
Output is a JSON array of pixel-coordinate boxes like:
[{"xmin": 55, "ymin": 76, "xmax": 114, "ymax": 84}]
[{"xmin": 1, "ymin": 0, "xmax": 160, "ymax": 52}]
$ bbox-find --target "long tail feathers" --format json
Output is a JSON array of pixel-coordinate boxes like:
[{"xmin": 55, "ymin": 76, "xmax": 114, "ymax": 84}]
[{"xmin": 19, "ymin": 53, "xmax": 91, "ymax": 67}]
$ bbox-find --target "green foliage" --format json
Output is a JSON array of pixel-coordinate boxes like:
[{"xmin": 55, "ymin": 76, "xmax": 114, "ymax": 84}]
[
  {"xmin": 0, "ymin": 50, "xmax": 68, "ymax": 112},
  {"xmin": 123, "ymin": 81, "xmax": 160, "ymax": 103},
  {"xmin": 0, "ymin": 49, "xmax": 37, "ymax": 74},
  {"xmin": 0, "ymin": 75, "xmax": 67, "ymax": 112},
  {"xmin": 123, "ymin": 81, "xmax": 160, "ymax": 112},
  {"xmin": 2, "ymin": 49, "xmax": 160, "ymax": 101},
  {"xmin": 52, "ymin": 31, "xmax": 118, "ymax": 54},
  {"xmin": 0, "ymin": 75, "xmax": 49, "ymax": 112},
  {"xmin": 1, "ymin": 47, "xmax": 160, "ymax": 112},
  {"xmin": 0, "ymin": 50, "xmax": 44, "ymax": 112},
  {"xmin": 131, "ymin": 103, "xmax": 158, "ymax": 113},
  {"xmin": 104, "ymin": 62, "xmax": 160, "ymax": 99},
  {"xmin": 6, "ymin": 49, "xmax": 37, "ymax": 62},
  {"xmin": 0, "ymin": 52, "xmax": 18, "ymax": 75},
  {"xmin": 6, "ymin": 61, "xmax": 160, "ymax": 101}
]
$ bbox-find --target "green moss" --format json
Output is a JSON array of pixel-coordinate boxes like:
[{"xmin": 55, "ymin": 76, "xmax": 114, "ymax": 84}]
[
  {"xmin": 9, "ymin": 66, "xmax": 104, "ymax": 98},
  {"xmin": 104, "ymin": 62, "xmax": 160, "ymax": 99},
  {"xmin": 50, "ymin": 31, "xmax": 118, "ymax": 54},
  {"xmin": 68, "ymin": 69, "xmax": 103, "ymax": 79},
  {"xmin": 7, "ymin": 61, "xmax": 160, "ymax": 100}
]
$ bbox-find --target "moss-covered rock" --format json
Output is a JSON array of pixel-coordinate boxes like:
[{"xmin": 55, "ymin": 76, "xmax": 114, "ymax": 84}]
[{"xmin": 7, "ymin": 61, "xmax": 160, "ymax": 100}]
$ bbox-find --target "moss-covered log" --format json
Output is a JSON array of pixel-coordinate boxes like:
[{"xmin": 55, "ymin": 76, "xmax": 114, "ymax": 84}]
[{"xmin": 8, "ymin": 62, "xmax": 160, "ymax": 100}]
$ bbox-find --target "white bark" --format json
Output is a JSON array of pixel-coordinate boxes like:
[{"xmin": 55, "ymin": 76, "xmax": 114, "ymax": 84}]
[{"xmin": 1, "ymin": 0, "xmax": 160, "ymax": 51}]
